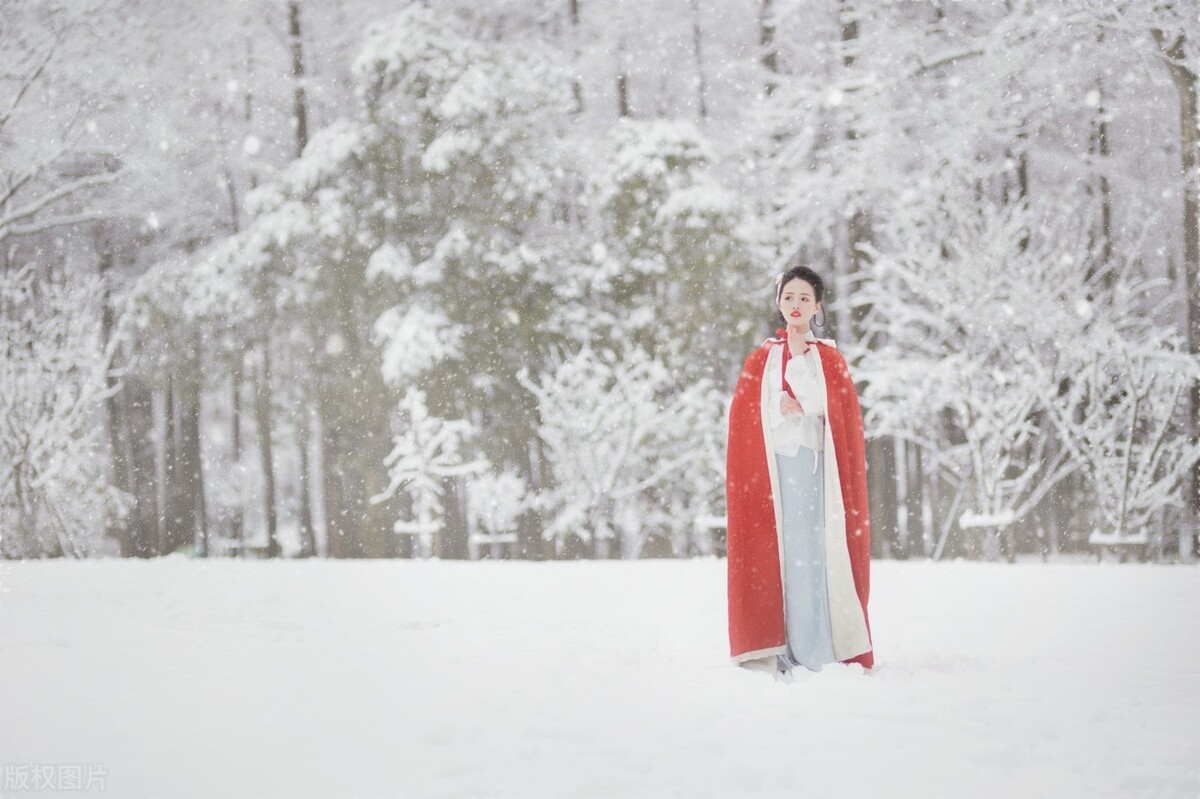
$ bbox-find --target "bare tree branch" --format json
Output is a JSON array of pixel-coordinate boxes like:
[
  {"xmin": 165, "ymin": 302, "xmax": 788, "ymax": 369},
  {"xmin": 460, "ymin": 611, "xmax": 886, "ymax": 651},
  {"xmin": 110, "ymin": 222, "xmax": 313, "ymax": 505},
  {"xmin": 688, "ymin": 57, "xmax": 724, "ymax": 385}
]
[
  {"xmin": 0, "ymin": 170, "xmax": 120, "ymax": 242},
  {"xmin": 0, "ymin": 35, "xmax": 57, "ymax": 133}
]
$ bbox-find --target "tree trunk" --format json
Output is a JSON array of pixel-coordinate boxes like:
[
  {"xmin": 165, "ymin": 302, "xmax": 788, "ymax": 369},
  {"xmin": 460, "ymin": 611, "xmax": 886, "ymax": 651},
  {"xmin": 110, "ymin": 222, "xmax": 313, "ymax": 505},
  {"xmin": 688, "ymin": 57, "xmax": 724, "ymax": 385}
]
[
  {"xmin": 568, "ymin": 0, "xmax": 584, "ymax": 113},
  {"xmin": 437, "ymin": 476, "xmax": 470, "ymax": 560},
  {"xmin": 418, "ymin": 501, "xmax": 434, "ymax": 559},
  {"xmin": 162, "ymin": 374, "xmax": 189, "ymax": 554},
  {"xmin": 903, "ymin": 440, "xmax": 925, "ymax": 558},
  {"xmin": 593, "ymin": 495, "xmax": 616, "ymax": 559},
  {"xmin": 760, "ymin": 0, "xmax": 778, "ymax": 97},
  {"xmin": 127, "ymin": 379, "xmax": 159, "ymax": 554},
  {"xmin": 1153, "ymin": 26, "xmax": 1200, "ymax": 559},
  {"xmin": 616, "ymin": 39, "xmax": 630, "ymax": 118},
  {"xmin": 288, "ymin": 1, "xmax": 309, "ymax": 158},
  {"xmin": 925, "ymin": 445, "xmax": 942, "ymax": 558},
  {"xmin": 319, "ymin": 401, "xmax": 355, "ymax": 557},
  {"xmin": 836, "ymin": 0, "xmax": 895, "ymax": 559},
  {"xmin": 286, "ymin": 0, "xmax": 320, "ymax": 560},
  {"xmin": 254, "ymin": 344, "xmax": 280, "ymax": 557},
  {"xmin": 297, "ymin": 406, "xmax": 317, "ymax": 557},
  {"xmin": 318, "ymin": 336, "xmax": 396, "ymax": 559},
  {"xmin": 230, "ymin": 365, "xmax": 245, "ymax": 554},
  {"xmin": 516, "ymin": 431, "xmax": 551, "ymax": 560},
  {"xmin": 125, "ymin": 376, "xmax": 158, "ymax": 557},
  {"xmin": 1094, "ymin": 70, "xmax": 1114, "ymax": 278},
  {"xmin": 177, "ymin": 377, "xmax": 207, "ymax": 556},
  {"xmin": 890, "ymin": 440, "xmax": 909, "ymax": 559},
  {"xmin": 839, "ymin": 0, "xmax": 858, "ymax": 70},
  {"xmin": 98, "ymin": 247, "xmax": 132, "ymax": 556},
  {"xmin": 689, "ymin": 0, "xmax": 708, "ymax": 121},
  {"xmin": 867, "ymin": 435, "xmax": 896, "ymax": 558},
  {"xmin": 233, "ymin": 33, "xmax": 257, "ymax": 557},
  {"xmin": 395, "ymin": 493, "xmax": 414, "ymax": 559}
]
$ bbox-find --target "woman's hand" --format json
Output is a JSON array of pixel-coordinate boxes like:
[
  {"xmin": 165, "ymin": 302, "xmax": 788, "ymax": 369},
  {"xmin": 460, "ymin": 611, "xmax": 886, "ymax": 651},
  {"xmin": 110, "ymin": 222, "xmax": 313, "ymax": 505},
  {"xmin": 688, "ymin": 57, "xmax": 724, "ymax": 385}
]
[{"xmin": 780, "ymin": 395, "xmax": 805, "ymax": 416}]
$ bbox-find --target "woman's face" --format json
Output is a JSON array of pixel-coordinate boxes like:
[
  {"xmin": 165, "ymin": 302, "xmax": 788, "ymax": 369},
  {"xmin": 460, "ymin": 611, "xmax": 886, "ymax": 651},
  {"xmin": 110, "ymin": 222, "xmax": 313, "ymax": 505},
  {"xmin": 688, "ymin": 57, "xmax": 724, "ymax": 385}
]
[{"xmin": 777, "ymin": 278, "xmax": 821, "ymax": 329}]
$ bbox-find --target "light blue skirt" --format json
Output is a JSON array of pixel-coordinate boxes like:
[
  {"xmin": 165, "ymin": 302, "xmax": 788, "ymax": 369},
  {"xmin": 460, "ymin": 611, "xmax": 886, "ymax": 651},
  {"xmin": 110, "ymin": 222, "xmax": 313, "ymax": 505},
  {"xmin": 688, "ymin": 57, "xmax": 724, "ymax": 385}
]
[{"xmin": 775, "ymin": 444, "xmax": 837, "ymax": 672}]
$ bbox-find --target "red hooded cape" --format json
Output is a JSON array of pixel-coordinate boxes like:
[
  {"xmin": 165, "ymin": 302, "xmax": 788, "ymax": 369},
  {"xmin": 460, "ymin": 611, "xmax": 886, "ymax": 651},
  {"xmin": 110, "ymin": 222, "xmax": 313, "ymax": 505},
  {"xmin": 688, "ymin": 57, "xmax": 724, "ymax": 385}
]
[{"xmin": 726, "ymin": 333, "xmax": 874, "ymax": 670}]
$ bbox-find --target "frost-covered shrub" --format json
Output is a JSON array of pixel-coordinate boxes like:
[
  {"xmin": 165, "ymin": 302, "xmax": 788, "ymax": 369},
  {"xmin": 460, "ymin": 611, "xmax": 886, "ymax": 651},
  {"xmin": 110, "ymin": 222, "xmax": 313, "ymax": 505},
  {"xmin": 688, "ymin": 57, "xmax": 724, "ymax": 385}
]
[
  {"xmin": 1030, "ymin": 322, "xmax": 1200, "ymax": 544},
  {"xmin": 521, "ymin": 344, "xmax": 723, "ymax": 558},
  {"xmin": 466, "ymin": 469, "xmax": 529, "ymax": 558}
]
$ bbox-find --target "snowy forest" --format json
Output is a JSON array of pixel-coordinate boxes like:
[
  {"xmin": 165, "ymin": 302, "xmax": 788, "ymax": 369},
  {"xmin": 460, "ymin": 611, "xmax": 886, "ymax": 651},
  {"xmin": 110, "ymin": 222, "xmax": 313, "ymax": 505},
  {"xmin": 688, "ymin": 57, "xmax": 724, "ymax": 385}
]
[{"xmin": 3, "ymin": 0, "xmax": 1200, "ymax": 564}]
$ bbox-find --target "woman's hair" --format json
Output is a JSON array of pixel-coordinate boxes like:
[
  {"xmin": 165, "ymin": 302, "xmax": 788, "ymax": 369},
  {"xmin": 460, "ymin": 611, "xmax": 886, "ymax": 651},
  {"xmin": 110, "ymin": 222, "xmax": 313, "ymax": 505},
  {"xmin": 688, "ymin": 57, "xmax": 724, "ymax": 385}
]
[{"xmin": 774, "ymin": 264, "xmax": 825, "ymax": 305}]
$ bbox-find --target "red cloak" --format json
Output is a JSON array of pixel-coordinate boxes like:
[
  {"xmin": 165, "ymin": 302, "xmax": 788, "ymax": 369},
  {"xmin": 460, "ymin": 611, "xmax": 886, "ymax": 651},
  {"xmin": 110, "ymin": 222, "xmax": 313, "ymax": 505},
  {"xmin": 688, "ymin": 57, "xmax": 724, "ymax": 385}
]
[{"xmin": 726, "ymin": 332, "xmax": 874, "ymax": 670}]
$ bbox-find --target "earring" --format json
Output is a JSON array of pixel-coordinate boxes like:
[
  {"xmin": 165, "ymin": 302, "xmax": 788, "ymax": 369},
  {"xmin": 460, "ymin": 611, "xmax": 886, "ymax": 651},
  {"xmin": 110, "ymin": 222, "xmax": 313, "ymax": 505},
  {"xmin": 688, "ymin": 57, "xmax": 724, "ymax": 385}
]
[{"xmin": 813, "ymin": 310, "xmax": 826, "ymax": 328}]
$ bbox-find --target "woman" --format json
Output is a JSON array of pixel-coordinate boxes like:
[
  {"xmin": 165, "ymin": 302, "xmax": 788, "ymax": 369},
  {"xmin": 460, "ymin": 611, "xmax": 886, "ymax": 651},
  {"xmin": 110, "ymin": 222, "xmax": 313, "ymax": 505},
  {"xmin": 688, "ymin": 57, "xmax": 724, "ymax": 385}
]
[{"xmin": 726, "ymin": 265, "xmax": 874, "ymax": 675}]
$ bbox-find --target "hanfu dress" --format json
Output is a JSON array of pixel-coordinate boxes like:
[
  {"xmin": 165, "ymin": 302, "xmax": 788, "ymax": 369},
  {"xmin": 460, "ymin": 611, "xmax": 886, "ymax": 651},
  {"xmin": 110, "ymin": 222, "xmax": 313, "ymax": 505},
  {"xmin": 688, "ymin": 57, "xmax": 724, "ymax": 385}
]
[
  {"xmin": 765, "ymin": 331, "xmax": 837, "ymax": 670},
  {"xmin": 725, "ymin": 328, "xmax": 874, "ymax": 673}
]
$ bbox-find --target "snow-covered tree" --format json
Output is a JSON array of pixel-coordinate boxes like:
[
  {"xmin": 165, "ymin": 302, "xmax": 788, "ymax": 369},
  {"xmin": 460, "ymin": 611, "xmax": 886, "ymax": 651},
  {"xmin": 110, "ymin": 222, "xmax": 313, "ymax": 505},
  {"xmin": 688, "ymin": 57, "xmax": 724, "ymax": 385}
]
[
  {"xmin": 228, "ymin": 3, "xmax": 573, "ymax": 556},
  {"xmin": 371, "ymin": 388, "xmax": 486, "ymax": 559},
  {"xmin": 0, "ymin": 267, "xmax": 122, "ymax": 557},
  {"xmin": 856, "ymin": 182, "xmax": 1200, "ymax": 559},
  {"xmin": 522, "ymin": 344, "xmax": 723, "ymax": 558},
  {"xmin": 579, "ymin": 119, "xmax": 763, "ymax": 383},
  {"xmin": 856, "ymin": 199, "xmax": 1095, "ymax": 559},
  {"xmin": 1026, "ymin": 320, "xmax": 1200, "ymax": 550}
]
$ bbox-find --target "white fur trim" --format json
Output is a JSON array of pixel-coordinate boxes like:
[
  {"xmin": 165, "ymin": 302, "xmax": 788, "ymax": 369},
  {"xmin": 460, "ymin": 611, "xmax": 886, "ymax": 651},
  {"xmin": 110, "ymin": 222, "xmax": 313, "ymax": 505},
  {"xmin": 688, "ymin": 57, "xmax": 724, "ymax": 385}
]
[
  {"xmin": 811, "ymin": 343, "xmax": 873, "ymax": 660},
  {"xmin": 760, "ymin": 346, "xmax": 788, "ymax": 613}
]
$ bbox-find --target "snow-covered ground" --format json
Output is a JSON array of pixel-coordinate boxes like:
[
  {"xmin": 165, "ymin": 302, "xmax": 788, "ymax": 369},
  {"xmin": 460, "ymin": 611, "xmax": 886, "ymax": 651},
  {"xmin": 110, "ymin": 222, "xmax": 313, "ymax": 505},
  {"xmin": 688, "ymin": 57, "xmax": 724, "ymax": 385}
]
[{"xmin": 1, "ymin": 558, "xmax": 1196, "ymax": 798}]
